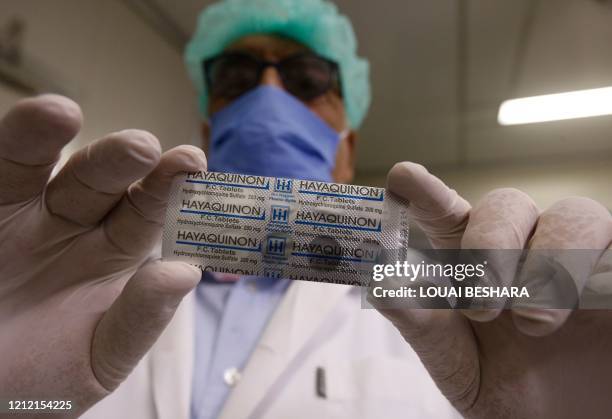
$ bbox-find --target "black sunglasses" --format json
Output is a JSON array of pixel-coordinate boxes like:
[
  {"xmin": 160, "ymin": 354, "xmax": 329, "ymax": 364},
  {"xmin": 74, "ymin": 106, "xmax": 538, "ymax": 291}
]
[{"xmin": 203, "ymin": 52, "xmax": 343, "ymax": 102}]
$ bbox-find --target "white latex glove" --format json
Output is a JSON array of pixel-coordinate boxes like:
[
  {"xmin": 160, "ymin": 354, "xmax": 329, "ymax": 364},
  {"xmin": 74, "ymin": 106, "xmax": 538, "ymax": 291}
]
[
  {"xmin": 372, "ymin": 162, "xmax": 612, "ymax": 419},
  {"xmin": 0, "ymin": 95, "xmax": 207, "ymax": 417}
]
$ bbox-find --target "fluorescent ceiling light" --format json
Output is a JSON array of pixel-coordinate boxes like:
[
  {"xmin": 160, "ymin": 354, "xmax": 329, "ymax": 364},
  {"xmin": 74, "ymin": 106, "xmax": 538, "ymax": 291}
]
[{"xmin": 498, "ymin": 86, "xmax": 612, "ymax": 125}]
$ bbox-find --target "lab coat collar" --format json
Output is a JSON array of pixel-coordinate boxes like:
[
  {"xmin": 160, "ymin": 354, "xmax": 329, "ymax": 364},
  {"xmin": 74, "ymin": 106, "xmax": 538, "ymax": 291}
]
[
  {"xmin": 147, "ymin": 280, "xmax": 352, "ymax": 419},
  {"xmin": 218, "ymin": 280, "xmax": 352, "ymax": 419},
  {"xmin": 149, "ymin": 290, "xmax": 195, "ymax": 419}
]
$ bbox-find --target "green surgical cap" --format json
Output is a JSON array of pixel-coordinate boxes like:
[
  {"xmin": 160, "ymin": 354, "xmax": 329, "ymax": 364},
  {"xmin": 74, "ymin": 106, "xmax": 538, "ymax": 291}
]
[{"xmin": 184, "ymin": 0, "xmax": 371, "ymax": 129}]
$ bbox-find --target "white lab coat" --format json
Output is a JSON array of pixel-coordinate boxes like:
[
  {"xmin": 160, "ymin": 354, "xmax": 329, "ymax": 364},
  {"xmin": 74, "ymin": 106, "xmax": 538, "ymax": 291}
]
[{"xmin": 82, "ymin": 280, "xmax": 461, "ymax": 419}]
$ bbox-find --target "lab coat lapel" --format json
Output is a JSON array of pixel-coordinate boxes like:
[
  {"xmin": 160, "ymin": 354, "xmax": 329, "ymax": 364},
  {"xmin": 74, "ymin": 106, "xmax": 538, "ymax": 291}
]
[
  {"xmin": 218, "ymin": 280, "xmax": 351, "ymax": 419},
  {"xmin": 150, "ymin": 290, "xmax": 195, "ymax": 419}
]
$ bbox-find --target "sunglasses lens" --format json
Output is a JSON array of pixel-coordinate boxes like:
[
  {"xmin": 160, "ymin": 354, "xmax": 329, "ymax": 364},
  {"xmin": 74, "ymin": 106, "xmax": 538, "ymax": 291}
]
[
  {"xmin": 205, "ymin": 53, "xmax": 340, "ymax": 102},
  {"xmin": 207, "ymin": 54, "xmax": 260, "ymax": 100},
  {"xmin": 280, "ymin": 55, "xmax": 337, "ymax": 101}
]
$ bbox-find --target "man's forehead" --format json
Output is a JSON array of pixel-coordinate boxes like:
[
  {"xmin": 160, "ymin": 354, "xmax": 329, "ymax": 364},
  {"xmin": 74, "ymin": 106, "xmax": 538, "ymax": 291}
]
[{"xmin": 225, "ymin": 34, "xmax": 311, "ymax": 60}]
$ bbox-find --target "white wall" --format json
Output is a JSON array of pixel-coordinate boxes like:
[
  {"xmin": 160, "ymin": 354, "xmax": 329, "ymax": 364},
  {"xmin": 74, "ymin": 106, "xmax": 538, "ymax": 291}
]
[
  {"xmin": 356, "ymin": 158, "xmax": 612, "ymax": 210},
  {"xmin": 0, "ymin": 0, "xmax": 201, "ymax": 163}
]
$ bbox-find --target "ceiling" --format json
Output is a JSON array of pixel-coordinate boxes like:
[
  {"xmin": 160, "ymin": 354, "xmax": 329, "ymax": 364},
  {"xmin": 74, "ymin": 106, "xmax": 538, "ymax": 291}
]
[{"xmin": 138, "ymin": 0, "xmax": 612, "ymax": 173}]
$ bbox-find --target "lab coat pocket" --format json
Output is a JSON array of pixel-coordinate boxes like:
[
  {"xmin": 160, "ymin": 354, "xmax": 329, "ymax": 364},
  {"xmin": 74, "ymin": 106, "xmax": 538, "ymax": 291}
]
[
  {"xmin": 319, "ymin": 356, "xmax": 454, "ymax": 418},
  {"xmin": 322, "ymin": 356, "xmax": 416, "ymax": 401}
]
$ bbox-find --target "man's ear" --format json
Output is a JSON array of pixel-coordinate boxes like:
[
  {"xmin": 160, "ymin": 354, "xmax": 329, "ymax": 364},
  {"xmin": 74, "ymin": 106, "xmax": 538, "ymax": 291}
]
[
  {"xmin": 201, "ymin": 121, "xmax": 210, "ymax": 153},
  {"xmin": 345, "ymin": 130, "xmax": 357, "ymax": 167},
  {"xmin": 332, "ymin": 130, "xmax": 358, "ymax": 183}
]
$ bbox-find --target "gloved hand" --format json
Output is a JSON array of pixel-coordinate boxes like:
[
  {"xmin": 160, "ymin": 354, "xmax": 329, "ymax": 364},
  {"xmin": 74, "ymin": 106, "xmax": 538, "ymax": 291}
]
[
  {"xmin": 0, "ymin": 95, "xmax": 207, "ymax": 417},
  {"xmin": 373, "ymin": 162, "xmax": 612, "ymax": 419}
]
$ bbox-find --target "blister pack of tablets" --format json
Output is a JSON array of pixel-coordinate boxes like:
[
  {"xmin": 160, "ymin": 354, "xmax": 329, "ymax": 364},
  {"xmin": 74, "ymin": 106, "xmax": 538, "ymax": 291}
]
[{"xmin": 163, "ymin": 171, "xmax": 409, "ymax": 286}]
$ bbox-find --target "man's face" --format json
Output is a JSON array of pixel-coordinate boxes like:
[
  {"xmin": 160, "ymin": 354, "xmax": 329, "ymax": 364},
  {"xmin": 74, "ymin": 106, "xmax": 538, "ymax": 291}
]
[{"xmin": 202, "ymin": 34, "xmax": 357, "ymax": 183}]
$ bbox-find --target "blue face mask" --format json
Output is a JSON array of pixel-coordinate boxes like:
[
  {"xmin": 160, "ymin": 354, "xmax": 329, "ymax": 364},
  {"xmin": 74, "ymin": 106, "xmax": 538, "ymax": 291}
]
[{"xmin": 208, "ymin": 86, "xmax": 343, "ymax": 182}]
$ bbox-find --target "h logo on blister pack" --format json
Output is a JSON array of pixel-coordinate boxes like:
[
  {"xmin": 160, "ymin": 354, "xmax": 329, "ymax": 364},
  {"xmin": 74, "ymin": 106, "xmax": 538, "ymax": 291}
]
[
  {"xmin": 264, "ymin": 268, "xmax": 283, "ymax": 278},
  {"xmin": 266, "ymin": 236, "xmax": 286, "ymax": 256},
  {"xmin": 271, "ymin": 205, "xmax": 290, "ymax": 224},
  {"xmin": 274, "ymin": 178, "xmax": 293, "ymax": 193}
]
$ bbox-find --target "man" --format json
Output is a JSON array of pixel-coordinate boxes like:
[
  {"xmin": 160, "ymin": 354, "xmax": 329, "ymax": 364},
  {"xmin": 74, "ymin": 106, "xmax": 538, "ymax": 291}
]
[{"xmin": 0, "ymin": 0, "xmax": 611, "ymax": 418}]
